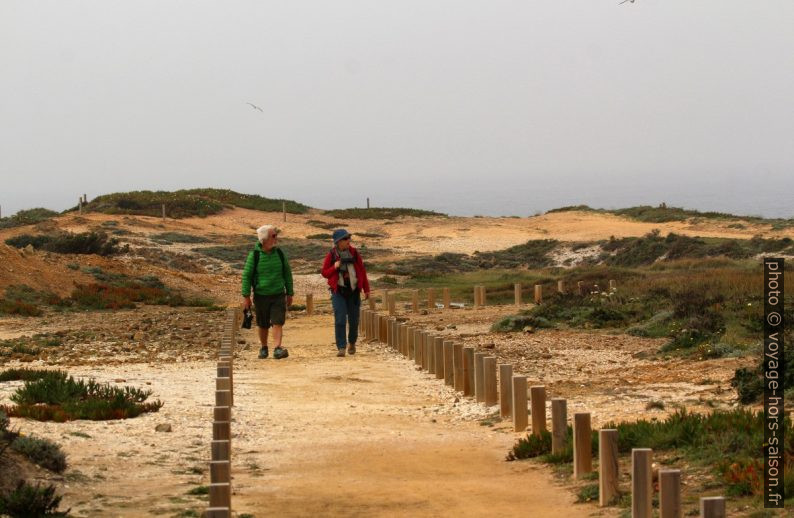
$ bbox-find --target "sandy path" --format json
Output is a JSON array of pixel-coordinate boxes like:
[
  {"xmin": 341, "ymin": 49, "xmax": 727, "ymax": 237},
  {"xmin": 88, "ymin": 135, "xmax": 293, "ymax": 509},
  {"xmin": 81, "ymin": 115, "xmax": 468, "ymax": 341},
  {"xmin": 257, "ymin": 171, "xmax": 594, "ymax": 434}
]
[
  {"xmin": 230, "ymin": 314, "xmax": 600, "ymax": 517},
  {"xmin": 1, "ymin": 312, "xmax": 606, "ymax": 517}
]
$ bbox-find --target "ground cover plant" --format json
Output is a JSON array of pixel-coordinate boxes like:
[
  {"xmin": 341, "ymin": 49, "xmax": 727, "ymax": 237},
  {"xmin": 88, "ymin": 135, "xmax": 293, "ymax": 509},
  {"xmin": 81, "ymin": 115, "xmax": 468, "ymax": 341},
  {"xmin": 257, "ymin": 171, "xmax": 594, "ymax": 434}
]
[
  {"xmin": 0, "ymin": 481, "xmax": 70, "ymax": 517},
  {"xmin": 149, "ymin": 232, "xmax": 210, "ymax": 244},
  {"xmin": 0, "ymin": 208, "xmax": 59, "ymax": 230},
  {"xmin": 0, "ymin": 369, "xmax": 163, "ymax": 421},
  {"xmin": 5, "ymin": 231, "xmax": 127, "ymax": 256},
  {"xmin": 323, "ymin": 207, "xmax": 446, "ymax": 219},
  {"xmin": 83, "ymin": 189, "xmax": 309, "ymax": 218},
  {"xmin": 507, "ymin": 408, "xmax": 794, "ymax": 510}
]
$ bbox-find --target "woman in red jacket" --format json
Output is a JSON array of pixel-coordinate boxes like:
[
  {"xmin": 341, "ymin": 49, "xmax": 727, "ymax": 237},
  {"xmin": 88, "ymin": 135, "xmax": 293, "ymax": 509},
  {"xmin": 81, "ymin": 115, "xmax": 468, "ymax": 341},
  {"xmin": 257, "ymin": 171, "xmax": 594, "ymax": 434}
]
[{"xmin": 321, "ymin": 229, "xmax": 370, "ymax": 357}]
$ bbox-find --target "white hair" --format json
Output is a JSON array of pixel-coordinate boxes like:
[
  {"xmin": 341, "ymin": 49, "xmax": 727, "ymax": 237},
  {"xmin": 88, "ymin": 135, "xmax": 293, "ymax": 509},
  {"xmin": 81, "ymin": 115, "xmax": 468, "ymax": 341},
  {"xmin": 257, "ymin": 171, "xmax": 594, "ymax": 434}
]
[{"xmin": 256, "ymin": 224, "xmax": 279, "ymax": 242}]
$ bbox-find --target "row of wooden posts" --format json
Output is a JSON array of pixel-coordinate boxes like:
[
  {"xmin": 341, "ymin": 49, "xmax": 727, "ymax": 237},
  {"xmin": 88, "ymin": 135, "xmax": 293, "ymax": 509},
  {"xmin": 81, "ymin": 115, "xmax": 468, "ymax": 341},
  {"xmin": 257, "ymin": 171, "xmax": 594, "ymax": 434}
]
[
  {"xmin": 205, "ymin": 309, "xmax": 237, "ymax": 518},
  {"xmin": 300, "ymin": 279, "xmax": 618, "ymax": 317},
  {"xmin": 358, "ymin": 306, "xmax": 727, "ymax": 518}
]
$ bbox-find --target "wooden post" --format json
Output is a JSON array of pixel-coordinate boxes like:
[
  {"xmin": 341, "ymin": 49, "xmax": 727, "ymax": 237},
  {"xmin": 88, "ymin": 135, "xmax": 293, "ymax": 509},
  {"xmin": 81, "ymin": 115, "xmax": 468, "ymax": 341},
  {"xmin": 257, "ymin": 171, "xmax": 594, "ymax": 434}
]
[
  {"xmin": 514, "ymin": 283, "xmax": 522, "ymax": 306},
  {"xmin": 512, "ymin": 376, "xmax": 528, "ymax": 432},
  {"xmin": 216, "ymin": 390, "xmax": 231, "ymax": 408},
  {"xmin": 453, "ymin": 343, "xmax": 464, "ymax": 391},
  {"xmin": 213, "ymin": 421, "xmax": 231, "ymax": 441},
  {"xmin": 78, "ymin": 197, "xmax": 83, "ymax": 214},
  {"xmin": 499, "ymin": 364, "xmax": 513, "ymax": 417},
  {"xmin": 209, "ymin": 482, "xmax": 231, "ymax": 510},
  {"xmin": 412, "ymin": 290, "xmax": 419, "ymax": 312},
  {"xmin": 659, "ymin": 469, "xmax": 682, "ymax": 518},
  {"xmin": 444, "ymin": 341, "xmax": 455, "ymax": 386},
  {"xmin": 162, "ymin": 203, "xmax": 166, "ymax": 219},
  {"xmin": 210, "ymin": 460, "xmax": 231, "ymax": 483},
  {"xmin": 366, "ymin": 197, "xmax": 370, "ymax": 209},
  {"xmin": 632, "ymin": 448, "xmax": 653, "ymax": 518},
  {"xmin": 282, "ymin": 201, "xmax": 286, "ymax": 222},
  {"xmin": 699, "ymin": 497, "xmax": 725, "ymax": 518},
  {"xmin": 577, "ymin": 281, "xmax": 584, "ymax": 296},
  {"xmin": 609, "ymin": 279, "xmax": 617, "ymax": 291},
  {"xmin": 211, "ymin": 440, "xmax": 230, "ymax": 461},
  {"xmin": 573, "ymin": 412, "xmax": 592, "ymax": 478},
  {"xmin": 368, "ymin": 297, "xmax": 375, "ymax": 310},
  {"xmin": 530, "ymin": 386, "xmax": 546, "ymax": 436},
  {"xmin": 557, "ymin": 280, "xmax": 566, "ymax": 294},
  {"xmin": 381, "ymin": 290, "xmax": 389, "ymax": 310},
  {"xmin": 214, "ymin": 406, "xmax": 231, "ymax": 422},
  {"xmin": 388, "ymin": 293, "xmax": 396, "ymax": 316},
  {"xmin": 483, "ymin": 356, "xmax": 497, "ymax": 406},
  {"xmin": 479, "ymin": 286, "xmax": 486, "ymax": 306},
  {"xmin": 551, "ymin": 398, "xmax": 568, "ymax": 455},
  {"xmin": 414, "ymin": 330, "xmax": 422, "ymax": 366},
  {"xmin": 216, "ymin": 377, "xmax": 231, "ymax": 392},
  {"xmin": 473, "ymin": 286, "xmax": 480, "ymax": 308},
  {"xmin": 442, "ymin": 287, "xmax": 451, "ymax": 309},
  {"xmin": 205, "ymin": 508, "xmax": 230, "ymax": 518},
  {"xmin": 599, "ymin": 429, "xmax": 619, "ymax": 507},
  {"xmin": 474, "ymin": 352, "xmax": 487, "ymax": 403},
  {"xmin": 306, "ymin": 293, "xmax": 314, "ymax": 315},
  {"xmin": 534, "ymin": 284, "xmax": 542, "ymax": 304},
  {"xmin": 463, "ymin": 347, "xmax": 474, "ymax": 396},
  {"xmin": 434, "ymin": 337, "xmax": 444, "ymax": 380},
  {"xmin": 422, "ymin": 332, "xmax": 430, "ymax": 371},
  {"xmin": 427, "ymin": 288, "xmax": 436, "ymax": 309}
]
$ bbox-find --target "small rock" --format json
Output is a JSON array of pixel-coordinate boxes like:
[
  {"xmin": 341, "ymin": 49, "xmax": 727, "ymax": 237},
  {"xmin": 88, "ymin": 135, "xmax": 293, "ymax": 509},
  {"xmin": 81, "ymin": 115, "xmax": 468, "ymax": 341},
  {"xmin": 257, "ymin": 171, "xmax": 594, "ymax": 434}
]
[
  {"xmin": 155, "ymin": 423, "xmax": 172, "ymax": 433},
  {"xmin": 114, "ymin": 378, "xmax": 126, "ymax": 383}
]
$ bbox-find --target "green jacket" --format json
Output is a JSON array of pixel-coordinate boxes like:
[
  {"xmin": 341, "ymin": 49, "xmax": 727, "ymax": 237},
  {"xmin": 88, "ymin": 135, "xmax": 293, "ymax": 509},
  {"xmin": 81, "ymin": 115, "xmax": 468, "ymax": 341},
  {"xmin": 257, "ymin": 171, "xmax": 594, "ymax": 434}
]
[{"xmin": 241, "ymin": 243, "xmax": 294, "ymax": 297}]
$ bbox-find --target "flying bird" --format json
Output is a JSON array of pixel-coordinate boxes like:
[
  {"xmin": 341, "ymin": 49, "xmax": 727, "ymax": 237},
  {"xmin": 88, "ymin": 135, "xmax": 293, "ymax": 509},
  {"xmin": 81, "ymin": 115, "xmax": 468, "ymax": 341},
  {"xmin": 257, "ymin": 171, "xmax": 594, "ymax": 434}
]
[
  {"xmin": 619, "ymin": 0, "xmax": 635, "ymax": 4},
  {"xmin": 246, "ymin": 102, "xmax": 264, "ymax": 112}
]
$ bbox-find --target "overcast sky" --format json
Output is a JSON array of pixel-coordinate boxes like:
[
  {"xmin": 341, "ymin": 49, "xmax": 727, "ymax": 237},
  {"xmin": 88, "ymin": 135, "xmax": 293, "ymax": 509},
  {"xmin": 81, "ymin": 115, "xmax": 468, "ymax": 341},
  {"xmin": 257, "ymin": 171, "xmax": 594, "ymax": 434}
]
[{"xmin": 1, "ymin": 1, "xmax": 792, "ymax": 218}]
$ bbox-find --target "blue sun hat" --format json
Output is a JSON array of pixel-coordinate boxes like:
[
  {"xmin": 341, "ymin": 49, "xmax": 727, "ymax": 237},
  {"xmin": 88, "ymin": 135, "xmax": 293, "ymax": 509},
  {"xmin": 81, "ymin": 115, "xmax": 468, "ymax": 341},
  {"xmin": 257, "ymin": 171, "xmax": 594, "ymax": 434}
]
[{"xmin": 332, "ymin": 229, "xmax": 351, "ymax": 244}]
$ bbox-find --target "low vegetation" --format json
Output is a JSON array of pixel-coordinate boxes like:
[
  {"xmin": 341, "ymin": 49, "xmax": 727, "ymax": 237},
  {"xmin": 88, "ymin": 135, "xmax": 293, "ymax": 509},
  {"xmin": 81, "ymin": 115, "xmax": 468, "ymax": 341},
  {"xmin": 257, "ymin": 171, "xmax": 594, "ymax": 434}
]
[
  {"xmin": 0, "ymin": 482, "xmax": 70, "ymax": 517},
  {"xmin": 323, "ymin": 207, "xmax": 446, "ymax": 220},
  {"xmin": 508, "ymin": 408, "xmax": 794, "ymax": 509},
  {"xmin": 83, "ymin": 189, "xmax": 309, "ymax": 218},
  {"xmin": 149, "ymin": 232, "xmax": 210, "ymax": 244},
  {"xmin": 0, "ymin": 369, "xmax": 163, "ymax": 421},
  {"xmin": 0, "ymin": 208, "xmax": 58, "ymax": 229},
  {"xmin": 5, "ymin": 231, "xmax": 127, "ymax": 256},
  {"xmin": 547, "ymin": 204, "xmax": 794, "ymax": 229}
]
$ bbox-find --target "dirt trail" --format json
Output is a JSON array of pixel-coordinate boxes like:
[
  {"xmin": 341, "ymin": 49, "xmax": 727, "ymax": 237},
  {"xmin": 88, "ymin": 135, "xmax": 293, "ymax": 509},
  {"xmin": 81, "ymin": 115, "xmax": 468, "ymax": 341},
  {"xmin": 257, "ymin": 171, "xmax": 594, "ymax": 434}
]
[
  {"xmin": 231, "ymin": 314, "xmax": 601, "ymax": 517},
  {"xmin": 0, "ymin": 312, "xmax": 608, "ymax": 517}
]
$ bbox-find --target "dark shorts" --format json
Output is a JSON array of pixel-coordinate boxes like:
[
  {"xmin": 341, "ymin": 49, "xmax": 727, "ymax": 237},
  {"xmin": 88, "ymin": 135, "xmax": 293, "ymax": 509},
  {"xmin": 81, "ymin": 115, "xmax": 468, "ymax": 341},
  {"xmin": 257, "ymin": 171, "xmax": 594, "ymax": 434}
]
[{"xmin": 253, "ymin": 294, "xmax": 287, "ymax": 328}]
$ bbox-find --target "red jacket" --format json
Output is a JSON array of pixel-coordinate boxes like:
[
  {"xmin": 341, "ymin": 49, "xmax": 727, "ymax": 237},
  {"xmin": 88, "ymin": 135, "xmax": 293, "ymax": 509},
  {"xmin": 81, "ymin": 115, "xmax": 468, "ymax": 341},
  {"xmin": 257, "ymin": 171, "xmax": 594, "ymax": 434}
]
[{"xmin": 321, "ymin": 245, "xmax": 370, "ymax": 295}]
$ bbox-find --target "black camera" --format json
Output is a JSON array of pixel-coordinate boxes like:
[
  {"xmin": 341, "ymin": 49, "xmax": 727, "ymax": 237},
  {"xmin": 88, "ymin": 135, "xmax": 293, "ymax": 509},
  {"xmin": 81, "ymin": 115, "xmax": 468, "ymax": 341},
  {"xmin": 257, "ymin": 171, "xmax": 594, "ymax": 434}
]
[
  {"xmin": 339, "ymin": 250, "xmax": 355, "ymax": 265},
  {"xmin": 241, "ymin": 308, "xmax": 253, "ymax": 329}
]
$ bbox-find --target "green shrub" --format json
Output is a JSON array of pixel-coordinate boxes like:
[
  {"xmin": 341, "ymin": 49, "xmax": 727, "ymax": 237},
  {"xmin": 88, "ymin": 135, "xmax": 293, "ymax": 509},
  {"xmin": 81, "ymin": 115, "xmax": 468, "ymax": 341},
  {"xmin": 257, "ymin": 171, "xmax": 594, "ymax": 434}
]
[
  {"xmin": 0, "ymin": 481, "xmax": 69, "ymax": 517},
  {"xmin": 3, "ymin": 372, "xmax": 163, "ymax": 421},
  {"xmin": 305, "ymin": 233, "xmax": 330, "ymax": 240},
  {"xmin": 506, "ymin": 430, "xmax": 552, "ymax": 460},
  {"xmin": 323, "ymin": 207, "xmax": 445, "ymax": 219},
  {"xmin": 0, "ymin": 409, "xmax": 8, "ymax": 434},
  {"xmin": 11, "ymin": 435, "xmax": 67, "ymax": 472},
  {"xmin": 5, "ymin": 232, "xmax": 125, "ymax": 256},
  {"xmin": 0, "ymin": 368, "xmax": 65, "ymax": 383},
  {"xmin": 0, "ymin": 208, "xmax": 58, "ymax": 229},
  {"xmin": 491, "ymin": 312, "xmax": 554, "ymax": 332},
  {"xmin": 576, "ymin": 483, "xmax": 600, "ymax": 503},
  {"xmin": 85, "ymin": 189, "xmax": 309, "ymax": 218}
]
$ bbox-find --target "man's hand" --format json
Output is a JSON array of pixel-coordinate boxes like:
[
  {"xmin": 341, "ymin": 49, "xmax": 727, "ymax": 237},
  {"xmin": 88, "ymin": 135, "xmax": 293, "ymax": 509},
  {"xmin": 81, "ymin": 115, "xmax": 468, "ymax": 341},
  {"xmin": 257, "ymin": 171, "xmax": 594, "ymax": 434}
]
[
  {"xmin": 243, "ymin": 296, "xmax": 252, "ymax": 309},
  {"xmin": 334, "ymin": 260, "xmax": 342, "ymax": 269},
  {"xmin": 363, "ymin": 292, "xmax": 370, "ymax": 301},
  {"xmin": 286, "ymin": 295, "xmax": 294, "ymax": 306}
]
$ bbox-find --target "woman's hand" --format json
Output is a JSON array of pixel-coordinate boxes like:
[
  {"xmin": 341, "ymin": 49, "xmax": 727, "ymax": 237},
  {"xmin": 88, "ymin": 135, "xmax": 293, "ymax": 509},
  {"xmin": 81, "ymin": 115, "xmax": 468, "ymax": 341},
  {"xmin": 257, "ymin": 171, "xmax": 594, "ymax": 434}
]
[{"xmin": 334, "ymin": 260, "xmax": 342, "ymax": 269}]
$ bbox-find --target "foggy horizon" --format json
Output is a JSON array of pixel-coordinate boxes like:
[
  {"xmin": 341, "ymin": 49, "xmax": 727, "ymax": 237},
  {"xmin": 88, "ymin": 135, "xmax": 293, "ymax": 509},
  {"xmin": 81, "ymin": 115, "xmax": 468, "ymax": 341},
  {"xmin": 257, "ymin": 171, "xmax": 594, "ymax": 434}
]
[{"xmin": 2, "ymin": 1, "xmax": 793, "ymax": 219}]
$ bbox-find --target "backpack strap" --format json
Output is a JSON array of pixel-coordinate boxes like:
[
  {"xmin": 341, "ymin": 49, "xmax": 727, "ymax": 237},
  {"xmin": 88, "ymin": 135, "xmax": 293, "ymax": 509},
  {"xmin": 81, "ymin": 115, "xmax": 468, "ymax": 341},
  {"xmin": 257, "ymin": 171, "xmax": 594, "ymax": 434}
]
[{"xmin": 251, "ymin": 249, "xmax": 261, "ymax": 294}]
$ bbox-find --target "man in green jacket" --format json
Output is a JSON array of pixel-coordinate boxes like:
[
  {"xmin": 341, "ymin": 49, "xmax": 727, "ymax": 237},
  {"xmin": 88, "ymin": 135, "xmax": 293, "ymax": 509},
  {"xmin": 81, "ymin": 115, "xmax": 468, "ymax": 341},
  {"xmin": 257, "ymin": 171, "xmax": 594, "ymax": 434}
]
[{"xmin": 242, "ymin": 224, "xmax": 294, "ymax": 359}]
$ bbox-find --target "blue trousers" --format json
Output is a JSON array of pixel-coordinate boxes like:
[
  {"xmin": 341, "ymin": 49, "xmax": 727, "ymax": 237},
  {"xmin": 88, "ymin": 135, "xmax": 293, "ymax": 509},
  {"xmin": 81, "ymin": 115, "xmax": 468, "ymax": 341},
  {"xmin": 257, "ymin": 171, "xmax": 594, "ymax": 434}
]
[{"xmin": 331, "ymin": 290, "xmax": 361, "ymax": 350}]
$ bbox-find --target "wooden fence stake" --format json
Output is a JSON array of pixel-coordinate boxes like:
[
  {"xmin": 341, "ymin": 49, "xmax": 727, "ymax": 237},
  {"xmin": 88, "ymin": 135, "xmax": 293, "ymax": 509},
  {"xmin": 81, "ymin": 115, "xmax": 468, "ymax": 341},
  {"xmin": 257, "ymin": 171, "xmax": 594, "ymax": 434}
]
[
  {"xmin": 499, "ymin": 364, "xmax": 513, "ymax": 417},
  {"xmin": 534, "ymin": 284, "xmax": 543, "ymax": 304},
  {"xmin": 306, "ymin": 293, "xmax": 313, "ymax": 315},
  {"xmin": 551, "ymin": 398, "xmax": 568, "ymax": 455},
  {"xmin": 483, "ymin": 356, "xmax": 497, "ymax": 406},
  {"xmin": 463, "ymin": 347, "xmax": 474, "ymax": 396},
  {"xmin": 530, "ymin": 386, "xmax": 546, "ymax": 436},
  {"xmin": 512, "ymin": 376, "xmax": 528, "ymax": 432},
  {"xmin": 632, "ymin": 448, "xmax": 653, "ymax": 518},
  {"xmin": 444, "ymin": 341, "xmax": 455, "ymax": 386},
  {"xmin": 573, "ymin": 412, "xmax": 592, "ymax": 478},
  {"xmin": 453, "ymin": 343, "xmax": 464, "ymax": 391},
  {"xmin": 599, "ymin": 429, "xmax": 619, "ymax": 507},
  {"xmin": 474, "ymin": 352, "xmax": 487, "ymax": 403},
  {"xmin": 659, "ymin": 469, "xmax": 682, "ymax": 518},
  {"xmin": 514, "ymin": 283, "xmax": 522, "ymax": 306},
  {"xmin": 699, "ymin": 497, "xmax": 725, "ymax": 518}
]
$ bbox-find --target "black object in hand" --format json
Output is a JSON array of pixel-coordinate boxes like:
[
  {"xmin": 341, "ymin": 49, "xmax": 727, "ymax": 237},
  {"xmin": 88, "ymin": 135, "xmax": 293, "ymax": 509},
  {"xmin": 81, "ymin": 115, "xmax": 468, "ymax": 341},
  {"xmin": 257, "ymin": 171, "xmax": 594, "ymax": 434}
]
[{"xmin": 242, "ymin": 308, "xmax": 253, "ymax": 329}]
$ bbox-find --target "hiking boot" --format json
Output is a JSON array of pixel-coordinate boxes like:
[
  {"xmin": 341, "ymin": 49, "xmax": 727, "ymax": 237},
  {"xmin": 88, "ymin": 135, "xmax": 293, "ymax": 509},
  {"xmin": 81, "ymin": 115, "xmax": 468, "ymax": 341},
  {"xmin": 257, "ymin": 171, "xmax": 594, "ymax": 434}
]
[
  {"xmin": 258, "ymin": 346, "xmax": 269, "ymax": 359},
  {"xmin": 273, "ymin": 346, "xmax": 289, "ymax": 359},
  {"xmin": 347, "ymin": 343, "xmax": 356, "ymax": 355},
  {"xmin": 336, "ymin": 349, "xmax": 346, "ymax": 357}
]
